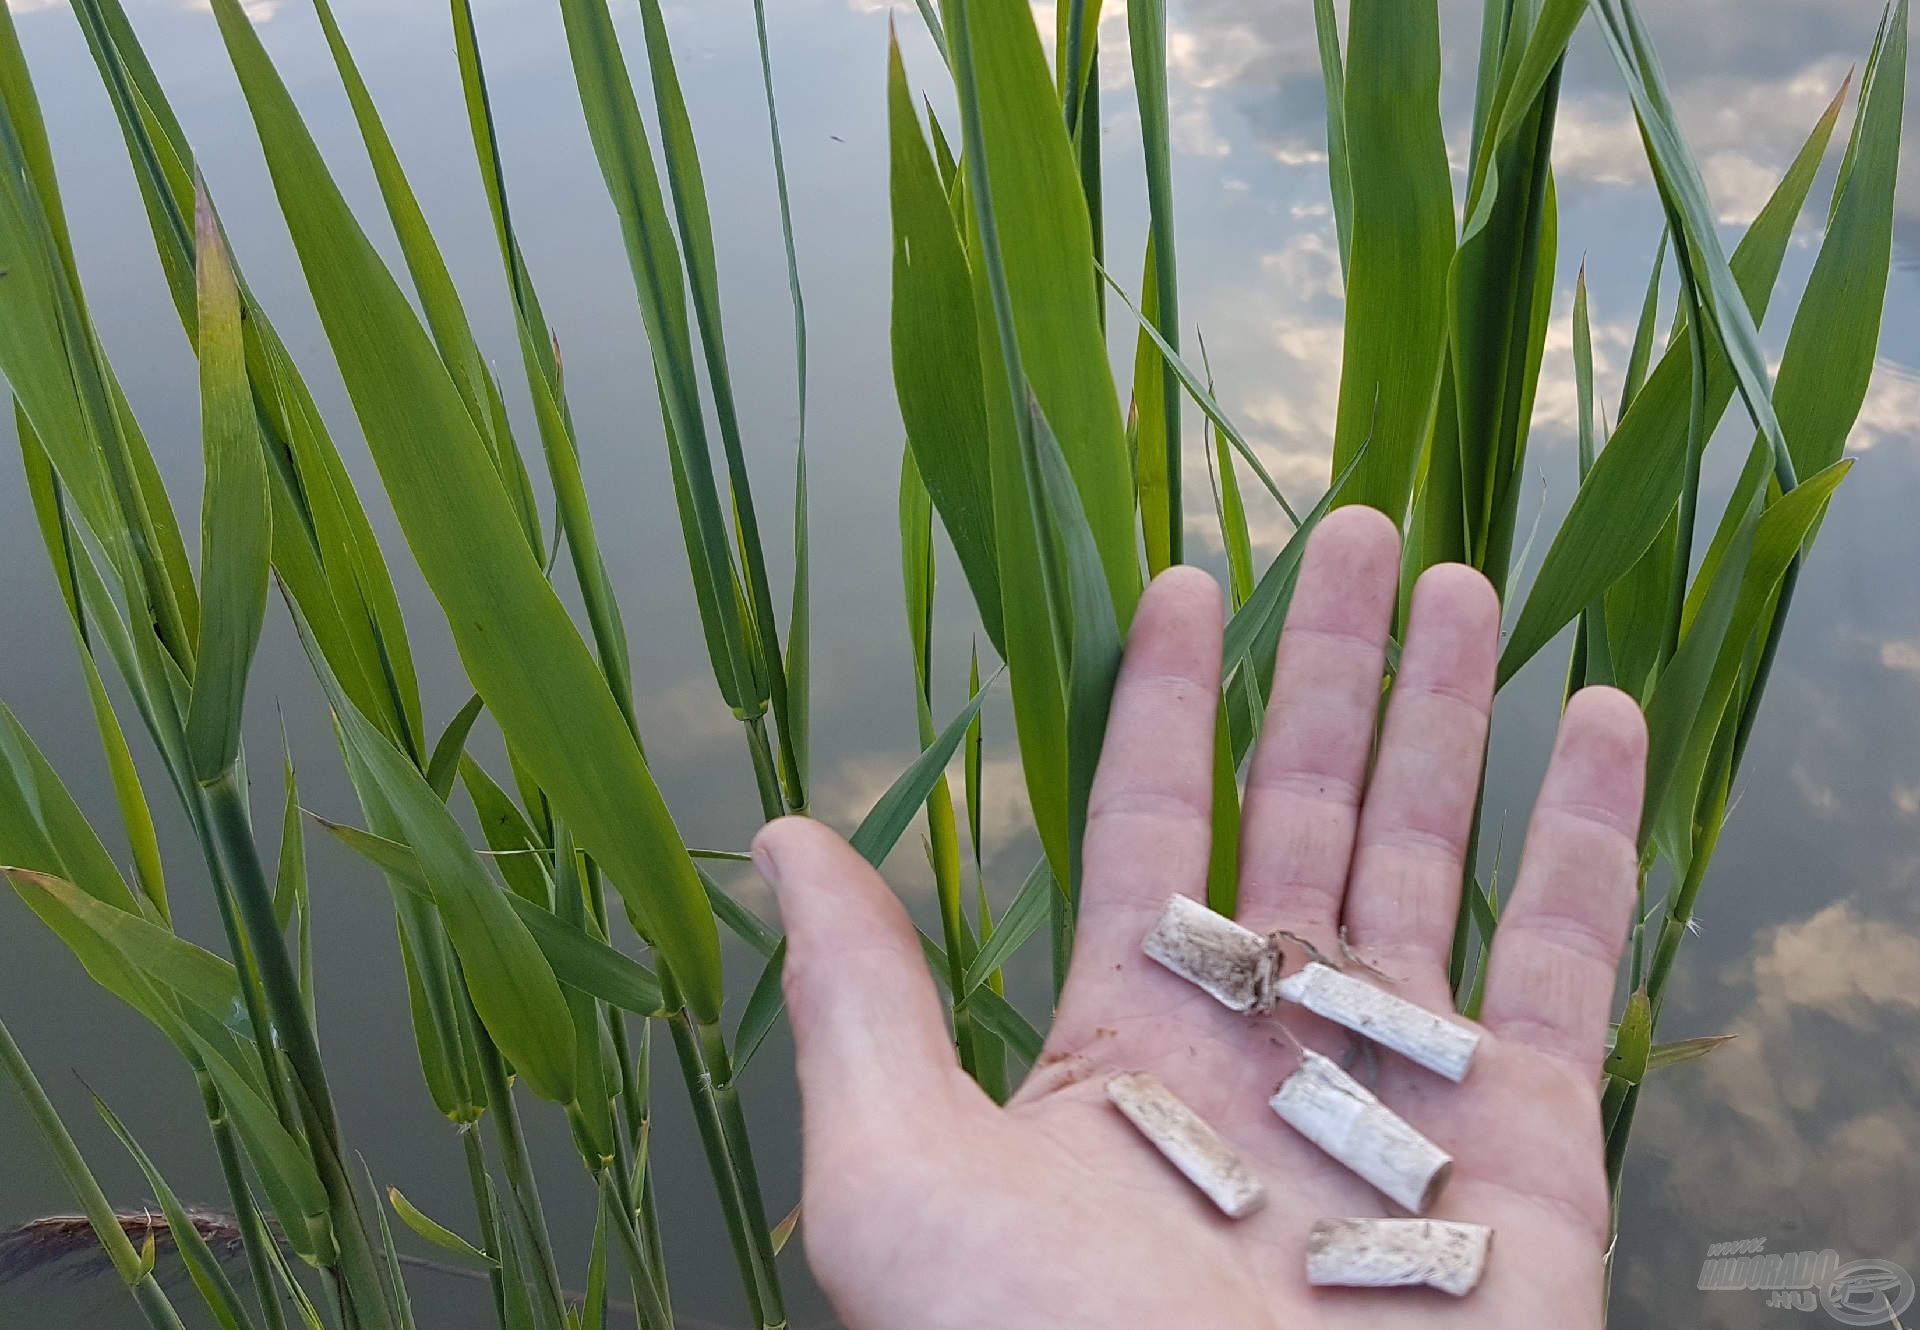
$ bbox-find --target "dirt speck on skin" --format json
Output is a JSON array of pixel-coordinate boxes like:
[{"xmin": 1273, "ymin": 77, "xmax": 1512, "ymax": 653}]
[{"xmin": 1024, "ymin": 1050, "xmax": 1098, "ymax": 1096}]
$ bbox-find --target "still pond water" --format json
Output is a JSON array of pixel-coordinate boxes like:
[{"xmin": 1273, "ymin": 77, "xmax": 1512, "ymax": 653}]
[{"xmin": 0, "ymin": 0, "xmax": 1916, "ymax": 1325}]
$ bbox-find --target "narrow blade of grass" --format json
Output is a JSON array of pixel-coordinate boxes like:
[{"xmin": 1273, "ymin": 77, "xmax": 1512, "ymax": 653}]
[
  {"xmin": 1128, "ymin": 0, "xmax": 1183, "ymax": 563},
  {"xmin": 184, "ymin": 177, "xmax": 270, "ymax": 781}
]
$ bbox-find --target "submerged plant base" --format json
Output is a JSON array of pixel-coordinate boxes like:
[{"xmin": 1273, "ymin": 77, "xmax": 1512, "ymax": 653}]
[
  {"xmin": 1305, "ymin": 1218, "xmax": 1492, "ymax": 1296},
  {"xmin": 1105, "ymin": 1072, "xmax": 1266, "ymax": 1219},
  {"xmin": 1269, "ymin": 1051, "xmax": 1453, "ymax": 1214}
]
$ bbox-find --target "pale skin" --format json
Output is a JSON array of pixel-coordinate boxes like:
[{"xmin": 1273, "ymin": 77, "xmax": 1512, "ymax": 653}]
[{"xmin": 751, "ymin": 506, "xmax": 1647, "ymax": 1329}]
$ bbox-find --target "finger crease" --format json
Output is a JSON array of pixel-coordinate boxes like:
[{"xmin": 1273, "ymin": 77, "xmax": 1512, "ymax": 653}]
[
  {"xmin": 1281, "ymin": 622, "xmax": 1392, "ymax": 656},
  {"xmin": 1505, "ymin": 909, "xmax": 1623, "ymax": 969},
  {"xmin": 1246, "ymin": 764, "xmax": 1366, "ymax": 807},
  {"xmin": 1538, "ymin": 798, "xmax": 1641, "ymax": 845},
  {"xmin": 1360, "ymin": 822, "xmax": 1468, "ymax": 867},
  {"xmin": 1389, "ymin": 678, "xmax": 1493, "ymax": 723},
  {"xmin": 1085, "ymin": 786, "xmax": 1213, "ymax": 826}
]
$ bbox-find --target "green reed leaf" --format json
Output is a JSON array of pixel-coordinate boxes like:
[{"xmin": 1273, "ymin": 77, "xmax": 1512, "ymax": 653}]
[
  {"xmin": 1773, "ymin": 2, "xmax": 1905, "ymax": 485},
  {"xmin": 1496, "ymin": 84, "xmax": 1845, "ymax": 685},
  {"xmin": 0, "ymin": 703, "xmax": 141, "ymax": 914},
  {"xmin": 7, "ymin": 868, "xmax": 240, "ymax": 1023},
  {"xmin": 1103, "ymin": 267, "xmax": 1300, "ymax": 522},
  {"xmin": 388, "ymin": 1187, "xmax": 495, "ymax": 1268},
  {"xmin": 206, "ymin": 0, "xmax": 723, "ymax": 1018},
  {"xmin": 1327, "ymin": 0, "xmax": 1453, "ymax": 519},
  {"xmin": 187, "ymin": 1023, "xmax": 336, "ymax": 1268},
  {"xmin": 0, "ymin": 1016, "xmax": 189, "ymax": 1330},
  {"xmin": 849, "ymin": 672, "xmax": 1002, "ymax": 866},
  {"xmin": 1646, "ymin": 457, "xmax": 1852, "ymax": 859},
  {"xmin": 1129, "ymin": 0, "xmax": 1183, "ymax": 564},
  {"xmin": 554, "ymin": 0, "xmax": 764, "ymax": 740},
  {"xmin": 183, "ymin": 178, "xmax": 270, "ymax": 781},
  {"xmin": 312, "ymin": 817, "xmax": 665, "ymax": 1019},
  {"xmin": 290, "ymin": 609, "xmax": 577, "ymax": 1106},
  {"xmin": 1591, "ymin": 0, "xmax": 1801, "ymax": 490},
  {"xmin": 957, "ymin": 856, "xmax": 1050, "ymax": 1000},
  {"xmin": 1310, "ymin": 0, "xmax": 1351, "ymax": 275},
  {"xmin": 943, "ymin": 0, "xmax": 1140, "ymax": 883},
  {"xmin": 1647, "ymin": 1034, "xmax": 1738, "ymax": 1072},
  {"xmin": 1622, "ymin": 228, "xmax": 1669, "ymax": 414},
  {"xmin": 306, "ymin": 0, "xmax": 542, "ymax": 547},
  {"xmin": 887, "ymin": 36, "xmax": 1003, "ymax": 650}
]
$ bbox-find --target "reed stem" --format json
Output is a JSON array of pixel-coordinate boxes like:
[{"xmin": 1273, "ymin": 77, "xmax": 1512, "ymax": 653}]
[
  {"xmin": 696, "ymin": 1017, "xmax": 786, "ymax": 1329},
  {"xmin": 185, "ymin": 801, "xmax": 301, "ymax": 1134},
  {"xmin": 459, "ymin": 1123, "xmax": 511, "ymax": 1330},
  {"xmin": 469, "ymin": 1003, "xmax": 569, "ymax": 1328},
  {"xmin": 658, "ymin": 962, "xmax": 780, "ymax": 1328},
  {"xmin": 744, "ymin": 715, "xmax": 787, "ymax": 820},
  {"xmin": 599, "ymin": 1170, "xmax": 674, "ymax": 1330},
  {"xmin": 198, "ymin": 1069, "xmax": 291, "ymax": 1330},
  {"xmin": 201, "ymin": 770, "xmax": 401, "ymax": 1330}
]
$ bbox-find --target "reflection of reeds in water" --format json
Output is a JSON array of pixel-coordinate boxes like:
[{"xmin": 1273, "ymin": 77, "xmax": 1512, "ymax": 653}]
[{"xmin": 0, "ymin": 1213, "xmax": 833, "ymax": 1330}]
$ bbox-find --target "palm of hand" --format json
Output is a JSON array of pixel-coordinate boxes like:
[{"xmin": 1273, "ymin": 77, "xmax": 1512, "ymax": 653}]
[{"xmin": 755, "ymin": 509, "xmax": 1646, "ymax": 1330}]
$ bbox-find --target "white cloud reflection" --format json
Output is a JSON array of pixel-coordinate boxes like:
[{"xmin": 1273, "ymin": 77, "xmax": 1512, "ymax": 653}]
[
  {"xmin": 9, "ymin": 0, "xmax": 281, "ymax": 13},
  {"xmin": 1623, "ymin": 894, "xmax": 1920, "ymax": 1325}
]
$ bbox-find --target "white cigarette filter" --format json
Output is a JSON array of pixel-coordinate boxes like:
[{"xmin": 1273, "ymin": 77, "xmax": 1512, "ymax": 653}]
[
  {"xmin": 1106, "ymin": 1073, "xmax": 1267, "ymax": 1219},
  {"xmin": 1305, "ymin": 1218, "xmax": 1493, "ymax": 1296},
  {"xmin": 1275, "ymin": 962, "xmax": 1482, "ymax": 1082},
  {"xmin": 1140, "ymin": 893, "xmax": 1279, "ymax": 1013},
  {"xmin": 1269, "ymin": 1051, "xmax": 1453, "ymax": 1214}
]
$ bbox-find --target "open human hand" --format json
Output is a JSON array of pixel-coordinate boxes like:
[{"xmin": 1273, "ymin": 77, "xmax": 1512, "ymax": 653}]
[{"xmin": 751, "ymin": 506, "xmax": 1647, "ymax": 1329}]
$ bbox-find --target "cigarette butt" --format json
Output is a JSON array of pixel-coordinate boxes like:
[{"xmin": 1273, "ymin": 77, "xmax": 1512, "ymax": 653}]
[
  {"xmin": 1270, "ymin": 1050, "xmax": 1452, "ymax": 1214},
  {"xmin": 1275, "ymin": 963, "xmax": 1482, "ymax": 1082},
  {"xmin": 1305, "ymin": 1217, "xmax": 1493, "ymax": 1296},
  {"xmin": 1106, "ymin": 1072, "xmax": 1267, "ymax": 1219},
  {"xmin": 1141, "ymin": 894, "xmax": 1277, "ymax": 1013}
]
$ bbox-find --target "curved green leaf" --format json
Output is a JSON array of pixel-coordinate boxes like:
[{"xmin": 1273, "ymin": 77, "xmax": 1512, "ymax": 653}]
[
  {"xmin": 887, "ymin": 37, "xmax": 1002, "ymax": 650},
  {"xmin": 1496, "ymin": 84, "xmax": 1846, "ymax": 684},
  {"xmin": 387, "ymin": 1187, "xmax": 495, "ymax": 1268},
  {"xmin": 206, "ymin": 0, "xmax": 722, "ymax": 1018},
  {"xmin": 1327, "ymin": 0, "xmax": 1454, "ymax": 519},
  {"xmin": 184, "ymin": 178, "xmax": 270, "ymax": 781}
]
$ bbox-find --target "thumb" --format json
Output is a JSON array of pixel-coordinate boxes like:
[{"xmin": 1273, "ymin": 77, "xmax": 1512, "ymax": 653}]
[{"xmin": 751, "ymin": 817, "xmax": 962, "ymax": 1144}]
